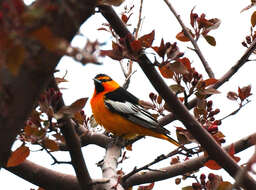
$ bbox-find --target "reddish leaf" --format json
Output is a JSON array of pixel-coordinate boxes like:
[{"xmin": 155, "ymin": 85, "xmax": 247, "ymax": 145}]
[
  {"xmin": 170, "ymin": 84, "xmax": 185, "ymax": 94},
  {"xmin": 176, "ymin": 31, "xmax": 190, "ymax": 42},
  {"xmin": 227, "ymin": 91, "xmax": 238, "ymax": 101},
  {"xmin": 204, "ymin": 35, "xmax": 216, "ymax": 46},
  {"xmin": 24, "ymin": 125, "xmax": 35, "ymax": 137},
  {"xmin": 7, "ymin": 145, "xmax": 30, "ymax": 167},
  {"xmin": 138, "ymin": 183, "xmax": 154, "ymax": 190},
  {"xmin": 168, "ymin": 62, "xmax": 188, "ymax": 74},
  {"xmin": 100, "ymin": 41, "xmax": 123, "ymax": 61},
  {"xmin": 238, "ymin": 85, "xmax": 252, "ymax": 101},
  {"xmin": 197, "ymin": 13, "xmax": 213, "ymax": 29},
  {"xmin": 73, "ymin": 111, "xmax": 86, "ymax": 124},
  {"xmin": 43, "ymin": 138, "xmax": 59, "ymax": 151},
  {"xmin": 178, "ymin": 57, "xmax": 191, "ymax": 70},
  {"xmin": 228, "ymin": 144, "xmax": 241, "ymax": 163},
  {"xmin": 204, "ymin": 78, "xmax": 219, "ymax": 86},
  {"xmin": 130, "ymin": 40, "xmax": 142, "ymax": 53},
  {"xmin": 158, "ymin": 65, "xmax": 174, "ymax": 78},
  {"xmin": 152, "ymin": 38, "xmax": 166, "ymax": 57},
  {"xmin": 212, "ymin": 131, "xmax": 225, "ymax": 143},
  {"xmin": 53, "ymin": 133, "xmax": 65, "ymax": 143},
  {"xmin": 121, "ymin": 14, "xmax": 128, "ymax": 23},
  {"xmin": 156, "ymin": 95, "xmax": 162, "ymax": 104},
  {"xmin": 138, "ymin": 30, "xmax": 155, "ymax": 48},
  {"xmin": 190, "ymin": 7, "xmax": 198, "ymax": 28},
  {"xmin": 207, "ymin": 18, "xmax": 221, "ymax": 31},
  {"xmin": 251, "ymin": 11, "xmax": 256, "ymax": 27},
  {"xmin": 55, "ymin": 98, "xmax": 88, "ymax": 119},
  {"xmin": 204, "ymin": 159, "xmax": 221, "ymax": 170}
]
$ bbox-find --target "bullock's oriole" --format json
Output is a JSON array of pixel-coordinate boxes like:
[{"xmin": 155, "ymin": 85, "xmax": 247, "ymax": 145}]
[{"xmin": 90, "ymin": 74, "xmax": 180, "ymax": 146}]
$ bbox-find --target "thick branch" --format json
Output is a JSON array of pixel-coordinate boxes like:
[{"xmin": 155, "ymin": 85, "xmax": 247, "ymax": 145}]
[
  {"xmin": 123, "ymin": 132, "xmax": 256, "ymax": 187},
  {"xmin": 163, "ymin": 0, "xmax": 214, "ymax": 78},
  {"xmin": 5, "ymin": 132, "xmax": 255, "ymax": 189},
  {"xmin": 59, "ymin": 125, "xmax": 112, "ymax": 150},
  {"xmin": 101, "ymin": 142, "xmax": 124, "ymax": 190},
  {"xmin": 99, "ymin": 6, "xmax": 256, "ymax": 189},
  {"xmin": 5, "ymin": 160, "xmax": 80, "ymax": 190},
  {"xmin": 0, "ymin": 0, "xmax": 96, "ymax": 168},
  {"xmin": 49, "ymin": 79, "xmax": 92, "ymax": 190}
]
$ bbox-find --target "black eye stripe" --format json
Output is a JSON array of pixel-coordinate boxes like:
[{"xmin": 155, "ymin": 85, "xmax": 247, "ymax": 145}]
[{"xmin": 100, "ymin": 78, "xmax": 112, "ymax": 82}]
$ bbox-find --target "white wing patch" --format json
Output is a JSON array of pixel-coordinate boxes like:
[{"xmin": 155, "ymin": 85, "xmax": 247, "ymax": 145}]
[{"xmin": 104, "ymin": 99, "xmax": 159, "ymax": 127}]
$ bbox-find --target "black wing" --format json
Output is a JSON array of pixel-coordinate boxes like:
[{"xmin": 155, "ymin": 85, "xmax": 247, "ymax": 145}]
[{"xmin": 104, "ymin": 87, "xmax": 170, "ymax": 135}]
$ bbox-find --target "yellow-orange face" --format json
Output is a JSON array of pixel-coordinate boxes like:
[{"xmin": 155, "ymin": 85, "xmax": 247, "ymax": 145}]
[{"xmin": 93, "ymin": 74, "xmax": 120, "ymax": 94}]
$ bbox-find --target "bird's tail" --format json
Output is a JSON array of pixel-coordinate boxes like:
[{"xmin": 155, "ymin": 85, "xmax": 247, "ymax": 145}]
[{"xmin": 158, "ymin": 134, "xmax": 180, "ymax": 146}]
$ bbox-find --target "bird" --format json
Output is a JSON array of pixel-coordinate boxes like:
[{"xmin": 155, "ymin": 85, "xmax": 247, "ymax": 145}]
[{"xmin": 90, "ymin": 73, "xmax": 180, "ymax": 146}]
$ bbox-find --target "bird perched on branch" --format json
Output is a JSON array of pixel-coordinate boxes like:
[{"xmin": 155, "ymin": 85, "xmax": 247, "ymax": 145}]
[{"xmin": 90, "ymin": 74, "xmax": 180, "ymax": 146}]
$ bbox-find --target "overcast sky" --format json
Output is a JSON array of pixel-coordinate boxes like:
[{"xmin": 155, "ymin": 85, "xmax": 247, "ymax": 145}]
[{"xmin": 2, "ymin": 0, "xmax": 256, "ymax": 189}]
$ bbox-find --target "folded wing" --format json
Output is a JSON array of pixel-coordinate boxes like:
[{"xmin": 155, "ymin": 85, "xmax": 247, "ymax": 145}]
[{"xmin": 104, "ymin": 87, "xmax": 170, "ymax": 135}]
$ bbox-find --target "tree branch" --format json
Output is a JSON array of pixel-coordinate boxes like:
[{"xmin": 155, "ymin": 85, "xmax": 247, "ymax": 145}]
[
  {"xmin": 159, "ymin": 37, "xmax": 256, "ymax": 127},
  {"xmin": 4, "ymin": 132, "xmax": 255, "ymax": 189},
  {"xmin": 5, "ymin": 159, "xmax": 110, "ymax": 190},
  {"xmin": 163, "ymin": 0, "xmax": 215, "ymax": 78},
  {"xmin": 99, "ymin": 5, "xmax": 256, "ymax": 189},
  {"xmin": 0, "ymin": 0, "xmax": 96, "ymax": 168},
  {"xmin": 5, "ymin": 160, "xmax": 80, "ymax": 190},
  {"xmin": 100, "ymin": 142, "xmax": 124, "ymax": 190},
  {"xmin": 123, "ymin": 132, "xmax": 256, "ymax": 187},
  {"xmin": 59, "ymin": 126, "xmax": 112, "ymax": 150},
  {"xmin": 49, "ymin": 79, "xmax": 92, "ymax": 190}
]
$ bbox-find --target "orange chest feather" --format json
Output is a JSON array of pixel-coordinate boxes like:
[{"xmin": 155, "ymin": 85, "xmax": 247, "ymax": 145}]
[{"xmin": 90, "ymin": 93, "xmax": 139, "ymax": 137}]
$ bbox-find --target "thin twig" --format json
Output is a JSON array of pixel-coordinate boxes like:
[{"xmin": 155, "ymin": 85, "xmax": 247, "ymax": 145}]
[
  {"xmin": 122, "ymin": 147, "xmax": 182, "ymax": 182},
  {"xmin": 135, "ymin": 0, "xmax": 144, "ymax": 39},
  {"xmin": 163, "ymin": 0, "xmax": 215, "ymax": 78},
  {"xmin": 123, "ymin": 132, "xmax": 256, "ymax": 188},
  {"xmin": 44, "ymin": 147, "xmax": 71, "ymax": 165},
  {"xmin": 220, "ymin": 100, "xmax": 251, "ymax": 121},
  {"xmin": 159, "ymin": 38, "xmax": 256, "ymax": 127}
]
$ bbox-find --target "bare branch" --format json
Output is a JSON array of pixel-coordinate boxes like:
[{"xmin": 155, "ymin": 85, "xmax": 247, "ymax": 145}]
[
  {"xmin": 5, "ymin": 132, "xmax": 255, "ymax": 189},
  {"xmin": 5, "ymin": 160, "xmax": 81, "ymax": 190},
  {"xmin": 122, "ymin": 147, "xmax": 182, "ymax": 182},
  {"xmin": 163, "ymin": 0, "xmax": 215, "ymax": 78},
  {"xmin": 100, "ymin": 142, "xmax": 124, "ymax": 190},
  {"xmin": 123, "ymin": 132, "xmax": 256, "ymax": 187},
  {"xmin": 59, "ymin": 126, "xmax": 112, "ymax": 150},
  {"xmin": 0, "ymin": 0, "xmax": 96, "ymax": 169},
  {"xmin": 135, "ymin": 0, "xmax": 144, "ymax": 39}
]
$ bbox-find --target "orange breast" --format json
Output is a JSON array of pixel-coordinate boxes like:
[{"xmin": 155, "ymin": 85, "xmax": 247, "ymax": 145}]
[{"xmin": 90, "ymin": 92, "xmax": 170, "ymax": 141}]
